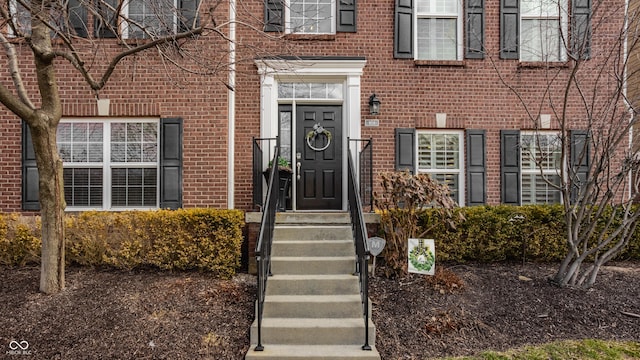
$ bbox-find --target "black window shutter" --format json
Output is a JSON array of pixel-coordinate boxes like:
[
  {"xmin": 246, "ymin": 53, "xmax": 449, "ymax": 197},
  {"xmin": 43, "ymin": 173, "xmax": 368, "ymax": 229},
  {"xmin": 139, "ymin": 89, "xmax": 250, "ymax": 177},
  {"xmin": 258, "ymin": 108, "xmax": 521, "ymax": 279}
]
[
  {"xmin": 466, "ymin": 129, "xmax": 486, "ymax": 205},
  {"xmin": 337, "ymin": 0, "xmax": 357, "ymax": 32},
  {"xmin": 394, "ymin": 0, "xmax": 414, "ymax": 59},
  {"xmin": 500, "ymin": 130, "xmax": 520, "ymax": 204},
  {"xmin": 465, "ymin": 0, "xmax": 484, "ymax": 59},
  {"xmin": 570, "ymin": 130, "xmax": 590, "ymax": 202},
  {"xmin": 500, "ymin": 0, "xmax": 519, "ymax": 59},
  {"xmin": 160, "ymin": 118, "xmax": 183, "ymax": 209},
  {"xmin": 94, "ymin": 0, "xmax": 118, "ymax": 38},
  {"xmin": 571, "ymin": 0, "xmax": 591, "ymax": 59},
  {"xmin": 395, "ymin": 128, "xmax": 415, "ymax": 173},
  {"xmin": 264, "ymin": 0, "xmax": 284, "ymax": 32},
  {"xmin": 68, "ymin": 0, "xmax": 88, "ymax": 38},
  {"xmin": 179, "ymin": 0, "xmax": 200, "ymax": 32},
  {"xmin": 22, "ymin": 122, "xmax": 40, "ymax": 211}
]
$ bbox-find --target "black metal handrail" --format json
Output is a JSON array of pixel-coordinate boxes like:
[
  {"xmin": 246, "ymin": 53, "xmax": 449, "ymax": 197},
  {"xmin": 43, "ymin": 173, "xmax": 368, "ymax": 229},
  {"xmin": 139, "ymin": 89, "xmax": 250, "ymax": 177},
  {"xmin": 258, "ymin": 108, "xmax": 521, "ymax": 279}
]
[
  {"xmin": 253, "ymin": 143, "xmax": 281, "ymax": 352},
  {"xmin": 349, "ymin": 138, "xmax": 373, "ymax": 212},
  {"xmin": 252, "ymin": 137, "xmax": 279, "ymax": 209},
  {"xmin": 347, "ymin": 149, "xmax": 372, "ymax": 351}
]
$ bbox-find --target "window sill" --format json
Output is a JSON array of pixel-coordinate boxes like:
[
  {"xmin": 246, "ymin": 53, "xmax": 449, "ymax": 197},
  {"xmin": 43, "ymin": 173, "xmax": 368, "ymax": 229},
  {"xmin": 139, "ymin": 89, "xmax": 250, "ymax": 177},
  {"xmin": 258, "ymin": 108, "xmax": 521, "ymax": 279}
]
[
  {"xmin": 518, "ymin": 61, "xmax": 570, "ymax": 69},
  {"xmin": 284, "ymin": 34, "xmax": 336, "ymax": 41},
  {"xmin": 414, "ymin": 60, "xmax": 466, "ymax": 67}
]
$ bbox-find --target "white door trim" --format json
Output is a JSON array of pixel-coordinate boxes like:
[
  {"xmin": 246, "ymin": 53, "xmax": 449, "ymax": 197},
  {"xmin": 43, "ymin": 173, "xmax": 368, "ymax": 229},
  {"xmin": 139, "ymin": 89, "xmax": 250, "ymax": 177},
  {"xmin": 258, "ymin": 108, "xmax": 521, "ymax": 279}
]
[{"xmin": 255, "ymin": 58, "xmax": 367, "ymax": 210}]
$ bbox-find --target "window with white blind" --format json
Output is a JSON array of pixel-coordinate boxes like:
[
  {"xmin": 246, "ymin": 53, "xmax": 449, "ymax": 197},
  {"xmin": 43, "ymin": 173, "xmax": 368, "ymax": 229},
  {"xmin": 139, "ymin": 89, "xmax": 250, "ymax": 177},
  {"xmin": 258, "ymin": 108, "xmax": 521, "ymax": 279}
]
[
  {"xmin": 417, "ymin": 131, "xmax": 464, "ymax": 205},
  {"xmin": 415, "ymin": 0, "xmax": 463, "ymax": 60},
  {"xmin": 58, "ymin": 119, "xmax": 159, "ymax": 210},
  {"xmin": 520, "ymin": 132, "xmax": 562, "ymax": 204},
  {"xmin": 520, "ymin": 0, "xmax": 566, "ymax": 62}
]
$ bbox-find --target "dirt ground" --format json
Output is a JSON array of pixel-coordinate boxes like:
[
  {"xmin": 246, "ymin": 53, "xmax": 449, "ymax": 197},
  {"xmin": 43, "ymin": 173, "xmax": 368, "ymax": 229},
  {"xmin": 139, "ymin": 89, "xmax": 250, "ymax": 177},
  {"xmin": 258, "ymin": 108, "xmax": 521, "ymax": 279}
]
[{"xmin": 1, "ymin": 262, "xmax": 639, "ymax": 359}]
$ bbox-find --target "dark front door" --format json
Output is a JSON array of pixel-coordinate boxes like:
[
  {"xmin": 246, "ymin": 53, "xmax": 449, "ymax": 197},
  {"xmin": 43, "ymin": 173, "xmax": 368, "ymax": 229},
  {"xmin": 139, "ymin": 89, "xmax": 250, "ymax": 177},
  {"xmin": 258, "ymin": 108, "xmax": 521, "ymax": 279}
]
[{"xmin": 296, "ymin": 105, "xmax": 342, "ymax": 210}]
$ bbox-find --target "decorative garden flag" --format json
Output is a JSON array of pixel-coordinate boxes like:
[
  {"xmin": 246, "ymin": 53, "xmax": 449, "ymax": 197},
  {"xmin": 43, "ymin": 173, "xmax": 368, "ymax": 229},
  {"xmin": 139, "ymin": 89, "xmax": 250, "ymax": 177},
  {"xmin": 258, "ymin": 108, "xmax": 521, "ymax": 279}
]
[{"xmin": 408, "ymin": 238, "xmax": 435, "ymax": 275}]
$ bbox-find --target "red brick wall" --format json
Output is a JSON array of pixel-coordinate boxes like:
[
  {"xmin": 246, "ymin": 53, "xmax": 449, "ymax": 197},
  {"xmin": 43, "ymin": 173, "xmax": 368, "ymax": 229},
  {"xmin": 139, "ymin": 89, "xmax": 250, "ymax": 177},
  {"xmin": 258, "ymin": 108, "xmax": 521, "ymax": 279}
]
[
  {"xmin": 0, "ymin": 0, "xmax": 231, "ymax": 213},
  {"xmin": 233, "ymin": 0, "xmax": 627, "ymax": 207},
  {"xmin": 0, "ymin": 0, "xmax": 629, "ymax": 212}
]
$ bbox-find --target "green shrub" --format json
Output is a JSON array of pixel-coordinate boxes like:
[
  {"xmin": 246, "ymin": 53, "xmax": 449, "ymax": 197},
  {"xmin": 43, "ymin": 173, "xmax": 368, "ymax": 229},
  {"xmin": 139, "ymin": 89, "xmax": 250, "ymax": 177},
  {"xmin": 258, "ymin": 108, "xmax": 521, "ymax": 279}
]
[
  {"xmin": 400, "ymin": 204, "xmax": 639, "ymax": 264},
  {"xmin": 2, "ymin": 209, "xmax": 245, "ymax": 278},
  {"xmin": 0, "ymin": 214, "xmax": 41, "ymax": 266},
  {"xmin": 65, "ymin": 211, "xmax": 112, "ymax": 267}
]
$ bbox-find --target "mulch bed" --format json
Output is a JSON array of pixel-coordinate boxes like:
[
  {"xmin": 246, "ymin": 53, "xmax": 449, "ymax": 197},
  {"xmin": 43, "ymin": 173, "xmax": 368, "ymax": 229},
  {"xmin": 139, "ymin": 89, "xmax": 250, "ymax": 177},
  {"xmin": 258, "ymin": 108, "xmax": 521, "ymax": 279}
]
[
  {"xmin": 370, "ymin": 262, "xmax": 640, "ymax": 359},
  {"xmin": 1, "ymin": 262, "xmax": 639, "ymax": 359}
]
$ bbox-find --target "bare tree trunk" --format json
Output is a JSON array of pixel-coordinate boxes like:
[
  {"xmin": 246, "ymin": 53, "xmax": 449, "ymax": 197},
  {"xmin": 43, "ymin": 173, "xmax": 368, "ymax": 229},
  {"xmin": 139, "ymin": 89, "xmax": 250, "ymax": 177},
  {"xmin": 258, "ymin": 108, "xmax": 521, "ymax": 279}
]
[
  {"xmin": 30, "ymin": 0, "xmax": 65, "ymax": 294},
  {"xmin": 31, "ymin": 119, "xmax": 65, "ymax": 293}
]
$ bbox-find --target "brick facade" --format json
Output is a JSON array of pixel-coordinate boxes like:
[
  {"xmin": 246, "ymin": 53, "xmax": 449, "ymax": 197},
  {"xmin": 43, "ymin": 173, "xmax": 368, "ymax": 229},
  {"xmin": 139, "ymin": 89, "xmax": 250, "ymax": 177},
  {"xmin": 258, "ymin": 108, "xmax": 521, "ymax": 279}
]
[{"xmin": 0, "ymin": 0, "xmax": 629, "ymax": 213}]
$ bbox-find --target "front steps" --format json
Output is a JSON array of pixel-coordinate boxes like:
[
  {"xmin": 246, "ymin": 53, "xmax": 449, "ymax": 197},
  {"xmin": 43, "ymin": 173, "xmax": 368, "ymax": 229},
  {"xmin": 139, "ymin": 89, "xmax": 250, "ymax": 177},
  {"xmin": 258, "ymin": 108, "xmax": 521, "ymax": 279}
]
[{"xmin": 245, "ymin": 213, "xmax": 380, "ymax": 360}]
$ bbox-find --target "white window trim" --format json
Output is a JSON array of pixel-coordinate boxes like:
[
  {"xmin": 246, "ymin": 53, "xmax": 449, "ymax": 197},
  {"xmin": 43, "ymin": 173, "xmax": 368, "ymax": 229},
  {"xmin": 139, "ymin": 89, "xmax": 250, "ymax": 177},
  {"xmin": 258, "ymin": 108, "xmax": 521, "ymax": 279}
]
[
  {"xmin": 416, "ymin": 129, "xmax": 465, "ymax": 206},
  {"xmin": 121, "ymin": 0, "xmax": 178, "ymax": 39},
  {"xmin": 284, "ymin": 0, "xmax": 336, "ymax": 35},
  {"xmin": 520, "ymin": 131, "xmax": 563, "ymax": 204},
  {"xmin": 61, "ymin": 118, "xmax": 160, "ymax": 211},
  {"xmin": 414, "ymin": 0, "xmax": 464, "ymax": 61},
  {"xmin": 519, "ymin": 0, "xmax": 568, "ymax": 62}
]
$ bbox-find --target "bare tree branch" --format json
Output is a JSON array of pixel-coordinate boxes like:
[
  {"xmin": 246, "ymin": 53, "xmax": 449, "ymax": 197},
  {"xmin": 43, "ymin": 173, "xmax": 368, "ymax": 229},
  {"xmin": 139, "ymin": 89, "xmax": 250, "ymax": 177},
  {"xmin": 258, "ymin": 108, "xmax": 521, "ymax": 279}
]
[{"xmin": 0, "ymin": 32, "xmax": 35, "ymax": 110}]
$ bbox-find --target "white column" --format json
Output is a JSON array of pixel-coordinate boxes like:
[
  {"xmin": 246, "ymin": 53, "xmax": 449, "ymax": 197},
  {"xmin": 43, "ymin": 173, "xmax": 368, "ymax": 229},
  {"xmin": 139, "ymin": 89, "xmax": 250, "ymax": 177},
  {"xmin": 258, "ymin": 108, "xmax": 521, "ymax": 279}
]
[
  {"xmin": 345, "ymin": 74, "xmax": 362, "ymax": 209},
  {"xmin": 227, "ymin": 0, "xmax": 237, "ymax": 209},
  {"xmin": 260, "ymin": 74, "xmax": 277, "ymax": 140}
]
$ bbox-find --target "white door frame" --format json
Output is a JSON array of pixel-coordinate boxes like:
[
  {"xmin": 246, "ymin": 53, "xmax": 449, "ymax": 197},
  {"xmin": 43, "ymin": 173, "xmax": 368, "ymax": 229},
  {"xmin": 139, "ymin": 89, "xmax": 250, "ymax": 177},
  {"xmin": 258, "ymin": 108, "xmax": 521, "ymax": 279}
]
[{"xmin": 255, "ymin": 58, "xmax": 367, "ymax": 210}]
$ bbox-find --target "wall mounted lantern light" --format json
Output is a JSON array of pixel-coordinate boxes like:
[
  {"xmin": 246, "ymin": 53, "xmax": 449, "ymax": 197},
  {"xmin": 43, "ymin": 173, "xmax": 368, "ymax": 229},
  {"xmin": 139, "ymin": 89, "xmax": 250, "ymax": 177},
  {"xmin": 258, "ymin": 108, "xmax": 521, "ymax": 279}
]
[{"xmin": 369, "ymin": 93, "xmax": 381, "ymax": 115}]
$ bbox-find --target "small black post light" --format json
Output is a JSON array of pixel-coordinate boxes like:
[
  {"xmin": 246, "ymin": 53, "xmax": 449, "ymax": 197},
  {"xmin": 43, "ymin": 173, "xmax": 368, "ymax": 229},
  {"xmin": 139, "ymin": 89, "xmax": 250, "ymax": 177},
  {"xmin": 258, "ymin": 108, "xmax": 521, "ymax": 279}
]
[{"xmin": 368, "ymin": 93, "xmax": 381, "ymax": 115}]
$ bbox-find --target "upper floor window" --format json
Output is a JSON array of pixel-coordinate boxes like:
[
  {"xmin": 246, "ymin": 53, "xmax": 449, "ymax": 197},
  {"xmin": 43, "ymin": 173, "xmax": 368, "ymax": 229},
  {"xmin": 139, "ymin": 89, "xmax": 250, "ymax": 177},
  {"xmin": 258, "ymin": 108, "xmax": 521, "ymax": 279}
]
[
  {"xmin": 123, "ymin": 0, "xmax": 178, "ymax": 39},
  {"xmin": 264, "ymin": 0, "xmax": 356, "ymax": 34},
  {"xmin": 500, "ymin": 0, "xmax": 578, "ymax": 61},
  {"xmin": 9, "ymin": 0, "xmax": 32, "ymax": 36},
  {"xmin": 520, "ymin": 0, "xmax": 566, "ymax": 62},
  {"xmin": 288, "ymin": 0, "xmax": 335, "ymax": 34},
  {"xmin": 394, "ymin": 0, "xmax": 484, "ymax": 60},
  {"xmin": 6, "ymin": 0, "xmax": 200, "ymax": 40},
  {"xmin": 7, "ymin": 0, "xmax": 69, "ymax": 37},
  {"xmin": 415, "ymin": 0, "xmax": 463, "ymax": 60}
]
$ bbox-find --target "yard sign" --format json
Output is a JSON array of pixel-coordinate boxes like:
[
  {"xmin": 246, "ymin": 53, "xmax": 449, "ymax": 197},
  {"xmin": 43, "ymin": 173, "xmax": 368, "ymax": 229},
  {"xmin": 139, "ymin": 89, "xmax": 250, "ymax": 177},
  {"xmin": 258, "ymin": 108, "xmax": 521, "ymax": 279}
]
[{"xmin": 408, "ymin": 238, "xmax": 435, "ymax": 275}]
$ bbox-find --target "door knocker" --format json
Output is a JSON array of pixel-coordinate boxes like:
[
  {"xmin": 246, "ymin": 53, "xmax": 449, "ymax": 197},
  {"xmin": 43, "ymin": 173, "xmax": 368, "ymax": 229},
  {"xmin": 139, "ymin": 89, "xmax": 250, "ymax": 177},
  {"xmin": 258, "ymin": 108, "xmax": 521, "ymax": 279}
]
[{"xmin": 306, "ymin": 123, "xmax": 332, "ymax": 152}]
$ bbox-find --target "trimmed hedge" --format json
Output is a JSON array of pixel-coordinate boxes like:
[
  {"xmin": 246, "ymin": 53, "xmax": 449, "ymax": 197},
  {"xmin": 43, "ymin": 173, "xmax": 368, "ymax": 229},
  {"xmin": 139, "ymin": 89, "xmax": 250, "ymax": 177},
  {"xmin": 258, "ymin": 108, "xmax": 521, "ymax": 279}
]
[
  {"xmin": 0, "ymin": 209, "xmax": 244, "ymax": 278},
  {"xmin": 386, "ymin": 204, "xmax": 640, "ymax": 263},
  {"xmin": 0, "ymin": 214, "xmax": 41, "ymax": 266}
]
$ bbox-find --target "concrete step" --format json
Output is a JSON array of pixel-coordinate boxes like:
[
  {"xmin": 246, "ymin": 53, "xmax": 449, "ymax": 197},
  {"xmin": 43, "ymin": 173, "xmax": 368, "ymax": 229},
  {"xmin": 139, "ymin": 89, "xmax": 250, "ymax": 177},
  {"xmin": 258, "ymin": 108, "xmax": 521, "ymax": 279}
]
[
  {"xmin": 245, "ymin": 344, "xmax": 380, "ymax": 360},
  {"xmin": 245, "ymin": 215, "xmax": 380, "ymax": 360},
  {"xmin": 263, "ymin": 295, "xmax": 362, "ymax": 318},
  {"xmin": 250, "ymin": 318, "xmax": 376, "ymax": 346},
  {"xmin": 272, "ymin": 240, "xmax": 354, "ymax": 257},
  {"xmin": 275, "ymin": 212, "xmax": 351, "ymax": 225},
  {"xmin": 266, "ymin": 274, "xmax": 360, "ymax": 296},
  {"xmin": 271, "ymin": 256, "xmax": 354, "ymax": 275},
  {"xmin": 274, "ymin": 225, "xmax": 353, "ymax": 241}
]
